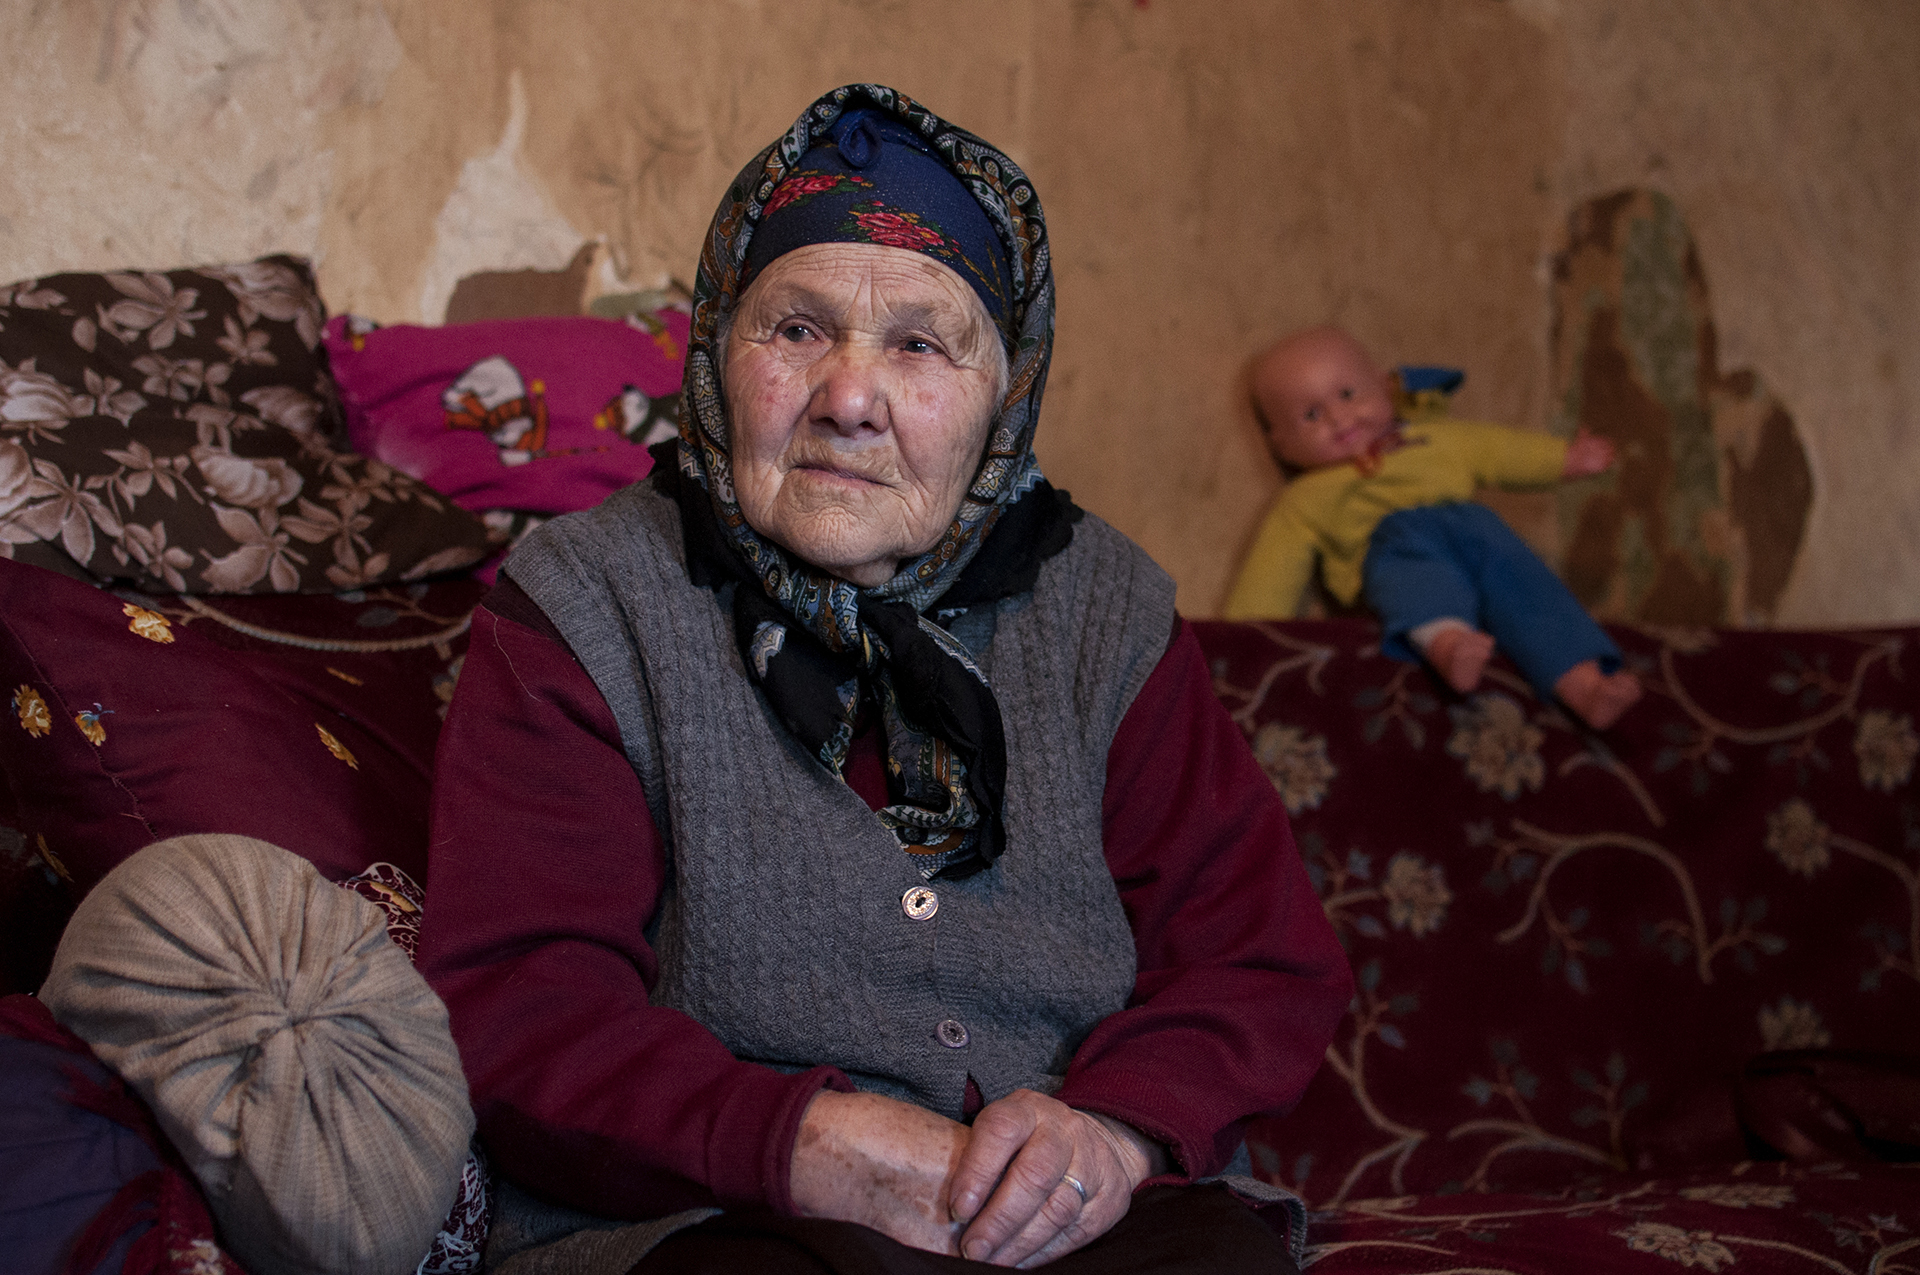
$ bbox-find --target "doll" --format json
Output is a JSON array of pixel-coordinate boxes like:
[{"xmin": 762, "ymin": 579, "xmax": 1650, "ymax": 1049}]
[{"xmin": 1225, "ymin": 325, "xmax": 1641, "ymax": 731}]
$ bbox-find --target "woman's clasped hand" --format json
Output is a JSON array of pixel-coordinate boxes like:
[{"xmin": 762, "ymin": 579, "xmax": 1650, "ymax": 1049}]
[{"xmin": 791, "ymin": 1088, "xmax": 1167, "ymax": 1268}]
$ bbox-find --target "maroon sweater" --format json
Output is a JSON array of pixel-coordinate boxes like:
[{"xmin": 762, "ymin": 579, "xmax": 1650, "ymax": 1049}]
[{"xmin": 417, "ymin": 600, "xmax": 1351, "ymax": 1220}]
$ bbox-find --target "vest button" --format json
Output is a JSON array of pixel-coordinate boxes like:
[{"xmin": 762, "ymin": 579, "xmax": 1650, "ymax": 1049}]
[
  {"xmin": 902, "ymin": 886, "xmax": 939, "ymax": 920},
  {"xmin": 936, "ymin": 1018, "xmax": 969, "ymax": 1049}
]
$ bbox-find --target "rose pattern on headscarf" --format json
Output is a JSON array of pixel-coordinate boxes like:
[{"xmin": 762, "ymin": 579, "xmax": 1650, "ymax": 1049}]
[
  {"xmin": 844, "ymin": 204, "xmax": 950, "ymax": 252},
  {"xmin": 762, "ymin": 170, "xmax": 874, "ymax": 216},
  {"xmin": 834, "ymin": 199, "xmax": 1007, "ymax": 313}
]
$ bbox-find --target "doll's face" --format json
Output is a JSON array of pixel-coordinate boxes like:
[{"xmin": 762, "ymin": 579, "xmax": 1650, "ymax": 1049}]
[{"xmin": 1254, "ymin": 328, "xmax": 1398, "ymax": 471}]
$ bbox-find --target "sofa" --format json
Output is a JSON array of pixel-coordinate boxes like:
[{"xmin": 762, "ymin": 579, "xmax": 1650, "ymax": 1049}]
[
  {"xmin": 1200, "ymin": 617, "xmax": 1920, "ymax": 1271},
  {"xmin": 2, "ymin": 255, "xmax": 1914, "ymax": 1272}
]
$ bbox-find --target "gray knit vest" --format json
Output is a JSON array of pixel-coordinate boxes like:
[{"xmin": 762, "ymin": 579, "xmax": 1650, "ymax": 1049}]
[{"xmin": 505, "ymin": 482, "xmax": 1176, "ymax": 1117}]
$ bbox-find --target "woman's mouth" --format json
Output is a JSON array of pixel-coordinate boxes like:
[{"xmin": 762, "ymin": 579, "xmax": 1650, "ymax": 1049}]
[{"xmin": 794, "ymin": 459, "xmax": 888, "ymax": 487}]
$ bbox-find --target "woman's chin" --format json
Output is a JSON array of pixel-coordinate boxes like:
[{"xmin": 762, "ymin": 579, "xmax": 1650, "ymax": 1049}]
[
  {"xmin": 767, "ymin": 516, "xmax": 907, "ymax": 586},
  {"xmin": 743, "ymin": 477, "xmax": 950, "ymax": 586}
]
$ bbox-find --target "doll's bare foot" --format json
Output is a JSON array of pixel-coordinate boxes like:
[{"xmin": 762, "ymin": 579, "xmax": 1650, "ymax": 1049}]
[
  {"xmin": 1425, "ymin": 626, "xmax": 1496, "ymax": 693},
  {"xmin": 1555, "ymin": 661, "xmax": 1643, "ymax": 730}
]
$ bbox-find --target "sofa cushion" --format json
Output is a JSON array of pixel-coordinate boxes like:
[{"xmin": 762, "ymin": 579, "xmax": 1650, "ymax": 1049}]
[
  {"xmin": 1194, "ymin": 619, "xmax": 1920, "ymax": 1204},
  {"xmin": 0, "ymin": 256, "xmax": 341, "ymax": 438},
  {"xmin": 40, "ymin": 833, "xmax": 475, "ymax": 1275},
  {"xmin": 0, "ymin": 256, "xmax": 492, "ymax": 592},
  {"xmin": 322, "ymin": 309, "xmax": 687, "ymax": 520},
  {"xmin": 0, "ymin": 556, "xmax": 482, "ymax": 911}
]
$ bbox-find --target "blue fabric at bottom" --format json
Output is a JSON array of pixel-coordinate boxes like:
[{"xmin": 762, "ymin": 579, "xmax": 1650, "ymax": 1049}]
[
  {"xmin": 0, "ymin": 1035, "xmax": 159, "ymax": 1275},
  {"xmin": 1362, "ymin": 503, "xmax": 1620, "ymax": 702}
]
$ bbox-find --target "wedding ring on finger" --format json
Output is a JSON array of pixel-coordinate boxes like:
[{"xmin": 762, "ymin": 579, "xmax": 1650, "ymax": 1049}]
[{"xmin": 1061, "ymin": 1173, "xmax": 1088, "ymax": 1205}]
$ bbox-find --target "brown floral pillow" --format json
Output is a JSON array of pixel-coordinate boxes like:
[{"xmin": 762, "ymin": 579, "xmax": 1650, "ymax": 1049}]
[{"xmin": 0, "ymin": 256, "xmax": 490, "ymax": 592}]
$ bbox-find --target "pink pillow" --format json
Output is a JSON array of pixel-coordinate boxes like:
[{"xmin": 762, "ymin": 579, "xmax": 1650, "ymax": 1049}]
[{"xmin": 323, "ymin": 310, "xmax": 688, "ymax": 516}]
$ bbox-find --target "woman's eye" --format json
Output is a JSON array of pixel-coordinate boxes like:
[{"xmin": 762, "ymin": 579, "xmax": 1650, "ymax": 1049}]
[
  {"xmin": 1339, "ymin": 387, "xmax": 1354, "ymax": 400},
  {"xmin": 779, "ymin": 323, "xmax": 813, "ymax": 343},
  {"xmin": 901, "ymin": 338, "xmax": 936, "ymax": 355},
  {"xmin": 1301, "ymin": 407, "xmax": 1320, "ymax": 423}
]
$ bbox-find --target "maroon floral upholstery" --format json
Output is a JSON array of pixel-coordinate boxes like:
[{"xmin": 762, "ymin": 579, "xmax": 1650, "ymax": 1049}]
[
  {"xmin": 1194, "ymin": 618, "xmax": 1920, "ymax": 1270},
  {"xmin": 0, "ymin": 558, "xmax": 482, "ymax": 993},
  {"xmin": 1304, "ymin": 1164, "xmax": 1919, "ymax": 1273},
  {"xmin": 5, "ymin": 575, "xmax": 1915, "ymax": 1268},
  {"xmin": 340, "ymin": 860, "xmax": 492, "ymax": 1272}
]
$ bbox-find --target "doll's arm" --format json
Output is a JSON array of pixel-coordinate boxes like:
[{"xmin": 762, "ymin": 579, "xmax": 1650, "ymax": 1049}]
[{"xmin": 1453, "ymin": 421, "xmax": 1580, "ymax": 490}]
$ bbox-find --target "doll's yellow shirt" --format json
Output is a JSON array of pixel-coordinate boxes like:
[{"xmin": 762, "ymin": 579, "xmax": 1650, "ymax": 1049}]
[{"xmin": 1223, "ymin": 420, "xmax": 1569, "ymax": 618}]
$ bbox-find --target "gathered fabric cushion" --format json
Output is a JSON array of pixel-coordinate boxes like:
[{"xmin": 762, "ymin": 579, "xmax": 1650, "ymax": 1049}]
[{"xmin": 39, "ymin": 833, "xmax": 476, "ymax": 1275}]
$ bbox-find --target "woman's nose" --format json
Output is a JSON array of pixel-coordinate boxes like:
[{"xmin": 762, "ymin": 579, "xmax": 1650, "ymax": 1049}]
[{"xmin": 808, "ymin": 340, "xmax": 888, "ymax": 435}]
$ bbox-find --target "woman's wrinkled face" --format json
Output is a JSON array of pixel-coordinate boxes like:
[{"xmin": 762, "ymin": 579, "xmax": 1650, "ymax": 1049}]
[{"xmin": 723, "ymin": 242, "xmax": 1004, "ymax": 587}]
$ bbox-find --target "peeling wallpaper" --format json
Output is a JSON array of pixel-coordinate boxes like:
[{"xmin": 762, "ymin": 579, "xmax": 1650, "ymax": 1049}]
[
  {"xmin": 3, "ymin": 0, "xmax": 1914, "ymax": 622},
  {"xmin": 415, "ymin": 68, "xmax": 587, "ymax": 325}
]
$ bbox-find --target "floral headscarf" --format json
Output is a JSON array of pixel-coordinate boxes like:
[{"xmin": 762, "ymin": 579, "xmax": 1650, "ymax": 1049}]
[{"xmin": 668, "ymin": 83, "xmax": 1068, "ymax": 879}]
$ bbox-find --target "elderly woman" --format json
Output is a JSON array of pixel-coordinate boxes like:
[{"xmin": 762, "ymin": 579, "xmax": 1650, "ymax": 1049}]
[{"xmin": 419, "ymin": 84, "xmax": 1350, "ymax": 1272}]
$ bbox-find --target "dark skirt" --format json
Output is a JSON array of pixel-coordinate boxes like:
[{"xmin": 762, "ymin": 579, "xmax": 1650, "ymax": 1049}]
[{"xmin": 630, "ymin": 1184, "xmax": 1298, "ymax": 1275}]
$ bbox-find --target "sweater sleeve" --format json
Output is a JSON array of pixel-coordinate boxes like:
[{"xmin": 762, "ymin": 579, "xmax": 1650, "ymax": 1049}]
[
  {"xmin": 1054, "ymin": 618, "xmax": 1354, "ymax": 1178},
  {"xmin": 416, "ymin": 602, "xmax": 852, "ymax": 1220},
  {"xmin": 1453, "ymin": 419, "xmax": 1570, "ymax": 490},
  {"xmin": 1223, "ymin": 496, "xmax": 1319, "ymax": 620}
]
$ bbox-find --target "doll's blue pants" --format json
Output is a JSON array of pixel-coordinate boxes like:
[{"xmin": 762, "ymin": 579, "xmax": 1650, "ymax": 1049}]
[{"xmin": 1362, "ymin": 502, "xmax": 1621, "ymax": 702}]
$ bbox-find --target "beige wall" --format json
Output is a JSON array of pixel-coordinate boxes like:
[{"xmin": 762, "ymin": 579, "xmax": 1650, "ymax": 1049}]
[{"xmin": 5, "ymin": 0, "xmax": 1915, "ymax": 622}]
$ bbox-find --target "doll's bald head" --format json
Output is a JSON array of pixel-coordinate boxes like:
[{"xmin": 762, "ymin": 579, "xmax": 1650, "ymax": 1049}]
[{"xmin": 1253, "ymin": 326, "xmax": 1398, "ymax": 473}]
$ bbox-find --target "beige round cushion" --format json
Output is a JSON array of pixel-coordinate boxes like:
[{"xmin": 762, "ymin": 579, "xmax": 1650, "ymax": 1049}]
[{"xmin": 40, "ymin": 833, "xmax": 475, "ymax": 1275}]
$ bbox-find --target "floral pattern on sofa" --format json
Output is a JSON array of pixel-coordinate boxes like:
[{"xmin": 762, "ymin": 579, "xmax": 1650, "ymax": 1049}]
[
  {"xmin": 1195, "ymin": 618, "xmax": 1918, "ymax": 1271},
  {"xmin": 1305, "ymin": 1163, "xmax": 1919, "ymax": 1274},
  {"xmin": 6, "ymin": 579, "xmax": 1914, "ymax": 1270}
]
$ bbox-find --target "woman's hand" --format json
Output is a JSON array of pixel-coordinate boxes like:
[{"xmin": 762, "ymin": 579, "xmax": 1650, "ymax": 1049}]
[
  {"xmin": 1562, "ymin": 428, "xmax": 1617, "ymax": 478},
  {"xmin": 949, "ymin": 1089, "xmax": 1169, "ymax": 1268},
  {"xmin": 790, "ymin": 1089, "xmax": 970, "ymax": 1255}
]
